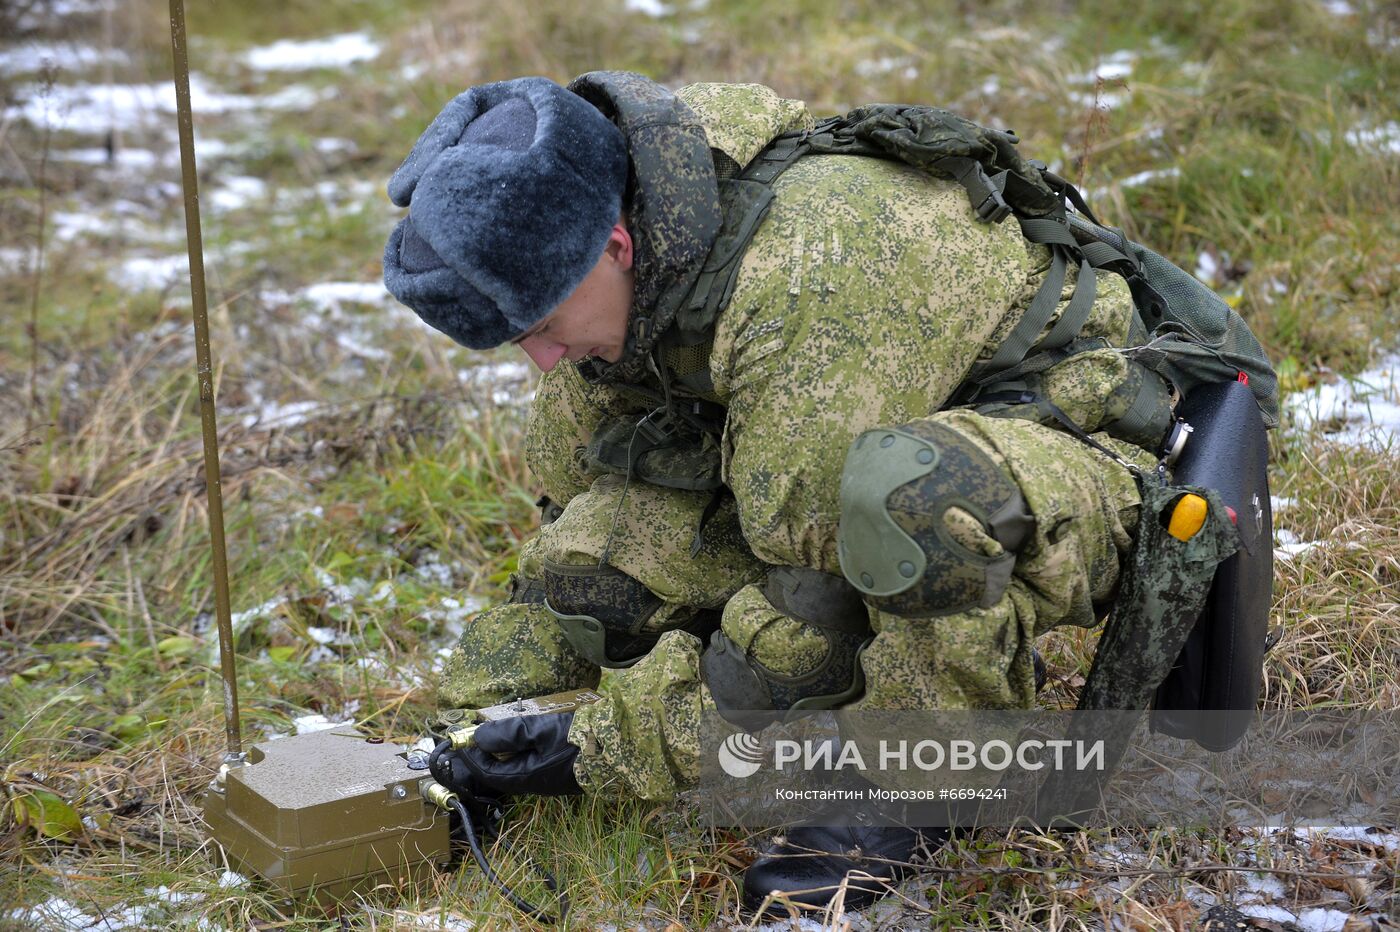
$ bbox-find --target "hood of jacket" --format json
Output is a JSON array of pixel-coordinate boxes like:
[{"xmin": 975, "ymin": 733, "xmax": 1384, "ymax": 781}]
[{"xmin": 567, "ymin": 71, "xmax": 722, "ymax": 386}]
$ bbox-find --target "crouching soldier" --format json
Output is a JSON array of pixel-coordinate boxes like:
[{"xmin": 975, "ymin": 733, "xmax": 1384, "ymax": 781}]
[{"xmin": 383, "ymin": 72, "xmax": 1269, "ymax": 913}]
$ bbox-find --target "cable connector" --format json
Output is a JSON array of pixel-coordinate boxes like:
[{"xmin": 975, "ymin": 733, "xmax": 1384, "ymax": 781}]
[
  {"xmin": 422, "ymin": 781, "xmax": 458, "ymax": 811},
  {"xmin": 445, "ymin": 724, "xmax": 478, "ymax": 750}
]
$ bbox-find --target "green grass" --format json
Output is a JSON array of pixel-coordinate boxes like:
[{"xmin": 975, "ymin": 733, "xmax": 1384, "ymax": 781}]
[{"xmin": 2, "ymin": 0, "xmax": 1398, "ymax": 927}]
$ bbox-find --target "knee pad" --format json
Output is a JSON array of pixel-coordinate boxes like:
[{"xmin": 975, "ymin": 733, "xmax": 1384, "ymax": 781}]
[
  {"xmin": 543, "ymin": 558, "xmax": 720, "ymax": 669},
  {"xmin": 701, "ymin": 567, "xmax": 873, "ymax": 730},
  {"xmin": 837, "ymin": 419, "xmax": 1035, "ymax": 617}
]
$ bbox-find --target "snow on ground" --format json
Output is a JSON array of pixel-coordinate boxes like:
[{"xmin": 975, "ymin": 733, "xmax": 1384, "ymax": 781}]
[
  {"xmin": 4, "ymin": 75, "xmax": 328, "ymax": 133},
  {"xmin": 0, "ymin": 42, "xmax": 128, "ymax": 76},
  {"xmin": 1298, "ymin": 825, "xmax": 1400, "ymax": 853},
  {"xmin": 622, "ymin": 0, "xmax": 670, "ymax": 15},
  {"xmin": 1078, "ymin": 49, "xmax": 1137, "ymax": 83},
  {"xmin": 292, "ymin": 712, "xmax": 354, "ymax": 734},
  {"xmin": 1344, "ymin": 121, "xmax": 1400, "ymax": 156},
  {"xmin": 7, "ymin": 885, "xmax": 205, "ymax": 932},
  {"xmin": 207, "ymin": 175, "xmax": 268, "ymax": 212},
  {"xmin": 107, "ymin": 254, "xmax": 188, "ymax": 291},
  {"xmin": 1286, "ymin": 352, "xmax": 1400, "ymax": 451},
  {"xmin": 52, "ymin": 146, "xmax": 161, "ymax": 170},
  {"xmin": 243, "ymin": 32, "xmax": 381, "ymax": 71},
  {"xmin": 1194, "ymin": 250, "xmax": 1220, "ymax": 286},
  {"xmin": 854, "ymin": 56, "xmax": 919, "ymax": 80},
  {"xmin": 1114, "ymin": 166, "xmax": 1180, "ymax": 190}
]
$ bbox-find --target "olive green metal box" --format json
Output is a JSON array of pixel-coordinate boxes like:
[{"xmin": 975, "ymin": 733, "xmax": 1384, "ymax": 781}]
[{"xmin": 202, "ymin": 727, "xmax": 450, "ymax": 901}]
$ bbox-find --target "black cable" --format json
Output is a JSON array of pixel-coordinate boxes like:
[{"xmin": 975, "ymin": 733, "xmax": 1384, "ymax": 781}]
[
  {"xmin": 428, "ymin": 737, "xmax": 451, "ymax": 781},
  {"xmin": 447, "ymin": 795, "xmax": 568, "ymax": 925}
]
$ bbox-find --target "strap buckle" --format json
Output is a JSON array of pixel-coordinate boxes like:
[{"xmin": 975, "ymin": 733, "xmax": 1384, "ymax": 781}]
[{"xmin": 975, "ymin": 170, "xmax": 1013, "ymax": 224}]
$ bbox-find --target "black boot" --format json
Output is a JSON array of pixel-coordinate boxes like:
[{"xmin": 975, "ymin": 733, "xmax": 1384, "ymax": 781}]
[{"xmin": 742, "ymin": 821, "xmax": 947, "ymax": 914}]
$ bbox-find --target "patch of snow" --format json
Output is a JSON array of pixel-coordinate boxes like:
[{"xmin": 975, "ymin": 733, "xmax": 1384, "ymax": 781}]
[
  {"xmin": 1117, "ymin": 166, "xmax": 1180, "ymax": 189},
  {"xmin": 0, "ymin": 247, "xmax": 30, "ymax": 274},
  {"xmin": 312, "ymin": 137, "xmax": 357, "ymax": 155},
  {"xmin": 52, "ymin": 146, "xmax": 162, "ymax": 170},
  {"xmin": 1324, "ymin": 0, "xmax": 1354, "ymax": 14},
  {"xmin": 218, "ymin": 871, "xmax": 247, "ymax": 888},
  {"xmin": 1195, "ymin": 250, "xmax": 1220, "ymax": 285},
  {"xmin": 4, "ymin": 75, "xmax": 320, "ymax": 134},
  {"xmin": 390, "ymin": 910, "xmax": 476, "ymax": 932},
  {"xmin": 1239, "ymin": 904, "xmax": 1298, "ymax": 925},
  {"xmin": 108, "ymin": 254, "xmax": 187, "ymax": 291},
  {"xmin": 1345, "ymin": 121, "xmax": 1400, "ymax": 155},
  {"xmin": 1092, "ymin": 50, "xmax": 1137, "ymax": 82},
  {"xmin": 14, "ymin": 0, "xmax": 103, "ymax": 29},
  {"xmin": 313, "ymin": 569, "xmax": 372, "ymax": 605},
  {"xmin": 851, "ymin": 56, "xmax": 918, "ymax": 79},
  {"xmin": 355, "ymin": 657, "xmax": 388, "ymax": 675},
  {"xmin": 415, "ymin": 556, "xmax": 455, "ymax": 588},
  {"xmin": 1241, "ymin": 871, "xmax": 1288, "ymax": 901},
  {"xmin": 293, "ymin": 713, "xmax": 352, "ymax": 735},
  {"xmin": 1286, "ymin": 353, "xmax": 1400, "ymax": 450},
  {"xmin": 1297, "ymin": 908, "xmax": 1351, "ymax": 932},
  {"xmin": 258, "ymin": 83, "xmax": 333, "ymax": 110},
  {"xmin": 752, "ymin": 918, "xmax": 837, "ymax": 932},
  {"xmin": 622, "ymin": 0, "xmax": 669, "ymax": 15},
  {"xmin": 1070, "ymin": 89, "xmax": 1127, "ymax": 110},
  {"xmin": 1299, "ymin": 825, "xmax": 1400, "ymax": 852},
  {"xmin": 424, "ymin": 593, "xmax": 486, "ymax": 638},
  {"xmin": 1271, "ymin": 496, "xmax": 1295, "ymax": 511},
  {"xmin": 244, "ymin": 32, "xmax": 381, "ymax": 71},
  {"xmin": 4, "ymin": 885, "xmax": 199, "ymax": 932},
  {"xmin": 9, "ymin": 898, "xmax": 103, "ymax": 931},
  {"xmin": 300, "ymin": 281, "xmax": 392, "ymax": 310},
  {"xmin": 207, "ymin": 175, "xmax": 267, "ymax": 212},
  {"xmin": 1274, "ymin": 537, "xmax": 1349, "ymax": 561},
  {"xmin": 0, "ymin": 43, "xmax": 129, "ymax": 76},
  {"xmin": 459, "ymin": 361, "xmax": 532, "ymax": 385},
  {"xmin": 369, "ymin": 581, "xmax": 397, "ymax": 606},
  {"xmin": 48, "ymin": 209, "xmax": 109, "ymax": 242},
  {"xmin": 241, "ymin": 398, "xmax": 320, "ymax": 430}
]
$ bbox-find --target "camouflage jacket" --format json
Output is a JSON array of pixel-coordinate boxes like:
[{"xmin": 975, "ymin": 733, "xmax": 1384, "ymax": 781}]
[{"xmin": 540, "ymin": 75, "xmax": 1139, "ymax": 573}]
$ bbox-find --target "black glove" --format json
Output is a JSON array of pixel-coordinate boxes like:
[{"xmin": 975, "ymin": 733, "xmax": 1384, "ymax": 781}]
[{"xmin": 442, "ymin": 712, "xmax": 583, "ymax": 798}]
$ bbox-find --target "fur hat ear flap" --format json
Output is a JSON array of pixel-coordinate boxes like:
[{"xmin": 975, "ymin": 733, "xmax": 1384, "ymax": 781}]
[{"xmin": 383, "ymin": 76, "xmax": 629, "ymax": 349}]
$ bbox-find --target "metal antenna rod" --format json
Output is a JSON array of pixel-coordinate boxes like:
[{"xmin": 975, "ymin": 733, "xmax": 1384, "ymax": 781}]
[{"xmin": 169, "ymin": 0, "xmax": 241, "ymax": 761}]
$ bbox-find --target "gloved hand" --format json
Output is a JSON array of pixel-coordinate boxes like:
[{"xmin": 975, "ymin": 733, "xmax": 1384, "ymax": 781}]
[{"xmin": 440, "ymin": 712, "xmax": 583, "ymax": 798}]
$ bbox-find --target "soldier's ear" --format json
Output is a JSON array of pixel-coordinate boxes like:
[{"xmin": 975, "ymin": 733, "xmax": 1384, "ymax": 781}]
[{"xmin": 605, "ymin": 221, "xmax": 634, "ymax": 271}]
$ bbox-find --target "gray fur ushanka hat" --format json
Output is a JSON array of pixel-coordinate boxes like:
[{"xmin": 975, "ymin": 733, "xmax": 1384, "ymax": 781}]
[{"xmin": 382, "ymin": 77, "xmax": 630, "ymax": 349}]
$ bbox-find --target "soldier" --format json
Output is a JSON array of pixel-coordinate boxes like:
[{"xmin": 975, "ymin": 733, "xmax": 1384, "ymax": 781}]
[{"xmin": 384, "ymin": 72, "xmax": 1165, "ymax": 913}]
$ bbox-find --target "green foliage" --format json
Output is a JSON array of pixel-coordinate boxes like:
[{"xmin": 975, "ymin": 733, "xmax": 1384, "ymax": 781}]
[{"xmin": 1, "ymin": 0, "xmax": 1397, "ymax": 925}]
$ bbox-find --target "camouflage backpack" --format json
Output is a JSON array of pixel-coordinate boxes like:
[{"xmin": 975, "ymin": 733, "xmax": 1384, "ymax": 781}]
[{"xmin": 674, "ymin": 104, "xmax": 1280, "ymax": 438}]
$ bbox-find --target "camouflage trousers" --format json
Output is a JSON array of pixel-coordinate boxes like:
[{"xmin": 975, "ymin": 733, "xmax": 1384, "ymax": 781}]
[{"xmin": 438, "ymin": 384, "xmax": 1149, "ymax": 801}]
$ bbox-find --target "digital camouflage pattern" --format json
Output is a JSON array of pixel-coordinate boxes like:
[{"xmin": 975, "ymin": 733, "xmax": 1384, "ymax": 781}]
[
  {"xmin": 536, "ymin": 476, "xmax": 762, "ymax": 618},
  {"xmin": 524, "ymin": 358, "xmax": 639, "ymax": 508},
  {"xmin": 567, "ymin": 72, "xmax": 723, "ymax": 387},
  {"xmin": 439, "ymin": 536, "xmax": 601, "ymax": 710},
  {"xmin": 439, "ymin": 80, "xmax": 1150, "ymax": 801},
  {"xmin": 677, "ymin": 82, "xmax": 813, "ymax": 169}
]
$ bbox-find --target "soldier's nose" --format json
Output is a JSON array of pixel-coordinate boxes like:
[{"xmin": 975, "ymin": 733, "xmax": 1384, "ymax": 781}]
[{"xmin": 519, "ymin": 335, "xmax": 568, "ymax": 372}]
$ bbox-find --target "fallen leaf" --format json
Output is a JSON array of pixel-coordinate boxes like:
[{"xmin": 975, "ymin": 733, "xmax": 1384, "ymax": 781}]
[
  {"xmin": 12, "ymin": 789, "xmax": 82, "ymax": 840},
  {"xmin": 325, "ymin": 503, "xmax": 360, "ymax": 524},
  {"xmin": 157, "ymin": 636, "xmax": 199, "ymax": 658}
]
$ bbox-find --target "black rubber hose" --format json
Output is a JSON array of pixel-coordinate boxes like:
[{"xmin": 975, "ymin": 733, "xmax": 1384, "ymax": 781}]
[
  {"xmin": 448, "ymin": 795, "xmax": 568, "ymax": 924},
  {"xmin": 428, "ymin": 737, "xmax": 451, "ymax": 782}
]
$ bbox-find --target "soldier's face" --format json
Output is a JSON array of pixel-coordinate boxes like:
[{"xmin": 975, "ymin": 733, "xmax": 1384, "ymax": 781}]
[{"xmin": 515, "ymin": 222, "xmax": 635, "ymax": 372}]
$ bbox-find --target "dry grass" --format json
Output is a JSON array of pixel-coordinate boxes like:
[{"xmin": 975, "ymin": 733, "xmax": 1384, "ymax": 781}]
[{"xmin": 0, "ymin": 0, "xmax": 1397, "ymax": 928}]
